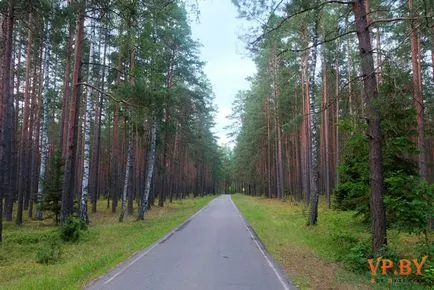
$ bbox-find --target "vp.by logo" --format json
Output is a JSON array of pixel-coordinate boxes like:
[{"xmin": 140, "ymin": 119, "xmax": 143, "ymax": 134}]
[{"xmin": 368, "ymin": 256, "xmax": 429, "ymax": 283}]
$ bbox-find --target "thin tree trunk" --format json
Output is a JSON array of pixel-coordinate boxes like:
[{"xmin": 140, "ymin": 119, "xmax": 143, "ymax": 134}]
[
  {"xmin": 352, "ymin": 0, "xmax": 386, "ymax": 254},
  {"xmin": 35, "ymin": 15, "xmax": 51, "ymax": 220},
  {"xmin": 308, "ymin": 10, "xmax": 320, "ymax": 226},
  {"xmin": 17, "ymin": 10, "xmax": 33, "ymax": 225},
  {"xmin": 409, "ymin": 0, "xmax": 427, "ymax": 179},
  {"xmin": 266, "ymin": 95, "xmax": 272, "ymax": 198},
  {"xmin": 323, "ymin": 50, "xmax": 331, "ymax": 208},
  {"xmin": 138, "ymin": 118, "xmax": 157, "ymax": 220},
  {"xmin": 335, "ymin": 36, "xmax": 340, "ymax": 187},
  {"xmin": 91, "ymin": 25, "xmax": 107, "ymax": 214},
  {"xmin": 80, "ymin": 15, "xmax": 96, "ymax": 224},
  {"xmin": 120, "ymin": 130, "xmax": 132, "ymax": 222},
  {"xmin": 60, "ymin": 3, "xmax": 74, "ymax": 157}
]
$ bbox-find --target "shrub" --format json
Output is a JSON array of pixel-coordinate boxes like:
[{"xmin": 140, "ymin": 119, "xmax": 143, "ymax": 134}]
[
  {"xmin": 42, "ymin": 150, "xmax": 63, "ymax": 224},
  {"xmin": 342, "ymin": 239, "xmax": 372, "ymax": 272},
  {"xmin": 60, "ymin": 217, "xmax": 87, "ymax": 243},
  {"xmin": 414, "ymin": 242, "xmax": 434, "ymax": 285},
  {"xmin": 35, "ymin": 240, "xmax": 62, "ymax": 264}
]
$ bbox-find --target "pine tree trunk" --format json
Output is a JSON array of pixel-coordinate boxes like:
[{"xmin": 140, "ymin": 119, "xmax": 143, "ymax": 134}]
[
  {"xmin": 323, "ymin": 51, "xmax": 331, "ymax": 208},
  {"xmin": 60, "ymin": 7, "xmax": 74, "ymax": 158},
  {"xmin": 266, "ymin": 95, "xmax": 272, "ymax": 198},
  {"xmin": 409, "ymin": 0, "xmax": 427, "ymax": 179},
  {"xmin": 0, "ymin": 1, "xmax": 15, "ymax": 241},
  {"xmin": 352, "ymin": 0, "xmax": 386, "ymax": 254},
  {"xmin": 335, "ymin": 36, "xmax": 340, "ymax": 187},
  {"xmin": 17, "ymin": 10, "xmax": 33, "ymax": 225},
  {"xmin": 61, "ymin": 7, "xmax": 85, "ymax": 223}
]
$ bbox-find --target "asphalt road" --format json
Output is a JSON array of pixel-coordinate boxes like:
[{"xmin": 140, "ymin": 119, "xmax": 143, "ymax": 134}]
[{"xmin": 87, "ymin": 195, "xmax": 293, "ymax": 290}]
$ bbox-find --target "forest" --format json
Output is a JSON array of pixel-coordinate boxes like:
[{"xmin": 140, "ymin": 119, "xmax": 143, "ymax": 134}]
[
  {"xmin": 0, "ymin": 0, "xmax": 433, "ymax": 289},
  {"xmin": 0, "ymin": 0, "xmax": 224, "ymax": 237},
  {"xmin": 228, "ymin": 0, "xmax": 433, "ymax": 252}
]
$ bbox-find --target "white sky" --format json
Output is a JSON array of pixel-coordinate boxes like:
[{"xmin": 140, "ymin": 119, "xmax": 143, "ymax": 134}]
[{"xmin": 190, "ymin": 0, "xmax": 256, "ymax": 146}]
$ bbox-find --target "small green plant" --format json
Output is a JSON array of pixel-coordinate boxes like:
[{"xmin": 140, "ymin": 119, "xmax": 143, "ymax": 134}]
[
  {"xmin": 60, "ymin": 217, "xmax": 87, "ymax": 242},
  {"xmin": 342, "ymin": 239, "xmax": 371, "ymax": 272},
  {"xmin": 330, "ymin": 231, "xmax": 359, "ymax": 260},
  {"xmin": 35, "ymin": 240, "xmax": 62, "ymax": 264},
  {"xmin": 42, "ymin": 150, "xmax": 63, "ymax": 224}
]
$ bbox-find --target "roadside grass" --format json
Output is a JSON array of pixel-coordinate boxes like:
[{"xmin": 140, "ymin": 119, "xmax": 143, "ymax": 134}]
[
  {"xmin": 232, "ymin": 194, "xmax": 432, "ymax": 290},
  {"xmin": 0, "ymin": 195, "xmax": 215, "ymax": 290}
]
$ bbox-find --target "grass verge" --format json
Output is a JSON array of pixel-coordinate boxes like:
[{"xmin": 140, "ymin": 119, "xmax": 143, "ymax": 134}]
[
  {"xmin": 232, "ymin": 194, "xmax": 432, "ymax": 290},
  {"xmin": 0, "ymin": 195, "xmax": 215, "ymax": 290}
]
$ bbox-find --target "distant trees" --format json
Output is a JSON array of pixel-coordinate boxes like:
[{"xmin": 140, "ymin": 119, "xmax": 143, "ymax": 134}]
[
  {"xmin": 0, "ymin": 0, "xmax": 224, "ymax": 242},
  {"xmin": 231, "ymin": 0, "xmax": 434, "ymax": 254}
]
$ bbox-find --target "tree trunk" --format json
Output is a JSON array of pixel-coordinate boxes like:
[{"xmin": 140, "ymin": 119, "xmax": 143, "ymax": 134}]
[
  {"xmin": 352, "ymin": 0, "xmax": 386, "ymax": 254},
  {"xmin": 308, "ymin": 11, "xmax": 320, "ymax": 226},
  {"xmin": 61, "ymin": 7, "xmax": 85, "ymax": 223},
  {"xmin": 60, "ymin": 5, "xmax": 74, "ymax": 158},
  {"xmin": 91, "ymin": 25, "xmax": 107, "ymax": 214},
  {"xmin": 0, "ymin": 1, "xmax": 14, "ymax": 241},
  {"xmin": 80, "ymin": 15, "xmax": 96, "ymax": 224},
  {"xmin": 138, "ymin": 118, "xmax": 157, "ymax": 220},
  {"xmin": 409, "ymin": 0, "xmax": 427, "ymax": 180},
  {"xmin": 35, "ymin": 15, "xmax": 52, "ymax": 220},
  {"xmin": 120, "ymin": 131, "xmax": 132, "ymax": 222},
  {"xmin": 17, "ymin": 10, "xmax": 33, "ymax": 225},
  {"xmin": 323, "ymin": 50, "xmax": 331, "ymax": 208}
]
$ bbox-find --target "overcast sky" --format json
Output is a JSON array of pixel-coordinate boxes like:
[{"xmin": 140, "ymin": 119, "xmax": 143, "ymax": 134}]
[{"xmin": 190, "ymin": 0, "xmax": 256, "ymax": 146}]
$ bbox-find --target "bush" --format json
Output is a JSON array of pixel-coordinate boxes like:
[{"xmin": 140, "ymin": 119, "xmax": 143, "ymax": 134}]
[
  {"xmin": 342, "ymin": 239, "xmax": 372, "ymax": 272},
  {"xmin": 330, "ymin": 231, "xmax": 359, "ymax": 258},
  {"xmin": 414, "ymin": 242, "xmax": 434, "ymax": 285},
  {"xmin": 42, "ymin": 150, "xmax": 63, "ymax": 224},
  {"xmin": 385, "ymin": 174, "xmax": 433, "ymax": 234},
  {"xmin": 35, "ymin": 240, "xmax": 62, "ymax": 264},
  {"xmin": 60, "ymin": 217, "xmax": 87, "ymax": 243}
]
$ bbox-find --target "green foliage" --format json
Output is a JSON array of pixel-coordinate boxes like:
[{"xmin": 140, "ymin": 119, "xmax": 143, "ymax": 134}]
[
  {"xmin": 35, "ymin": 240, "xmax": 62, "ymax": 264},
  {"xmin": 335, "ymin": 77, "xmax": 433, "ymax": 236},
  {"xmin": 343, "ymin": 239, "xmax": 372, "ymax": 272},
  {"xmin": 42, "ymin": 150, "xmax": 63, "ymax": 224},
  {"xmin": 385, "ymin": 174, "xmax": 434, "ymax": 234},
  {"xmin": 60, "ymin": 217, "xmax": 87, "ymax": 243},
  {"xmin": 414, "ymin": 242, "xmax": 434, "ymax": 284}
]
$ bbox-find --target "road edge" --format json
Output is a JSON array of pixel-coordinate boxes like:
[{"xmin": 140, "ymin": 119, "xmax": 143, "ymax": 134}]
[
  {"xmin": 229, "ymin": 195, "xmax": 295, "ymax": 290},
  {"xmin": 85, "ymin": 195, "xmax": 219, "ymax": 289}
]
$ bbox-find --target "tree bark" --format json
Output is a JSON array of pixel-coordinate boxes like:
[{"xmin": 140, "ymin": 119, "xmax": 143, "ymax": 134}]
[
  {"xmin": 17, "ymin": 10, "xmax": 33, "ymax": 225},
  {"xmin": 0, "ymin": 1, "xmax": 14, "ymax": 241},
  {"xmin": 80, "ymin": 15, "xmax": 96, "ymax": 224},
  {"xmin": 308, "ymin": 10, "xmax": 320, "ymax": 226},
  {"xmin": 352, "ymin": 0, "xmax": 387, "ymax": 254},
  {"xmin": 36, "ymin": 15, "xmax": 52, "ymax": 220},
  {"xmin": 409, "ymin": 0, "xmax": 427, "ymax": 179},
  {"xmin": 120, "ymin": 129, "xmax": 132, "ymax": 222},
  {"xmin": 61, "ymin": 7, "xmax": 85, "ymax": 223},
  {"xmin": 138, "ymin": 118, "xmax": 157, "ymax": 220}
]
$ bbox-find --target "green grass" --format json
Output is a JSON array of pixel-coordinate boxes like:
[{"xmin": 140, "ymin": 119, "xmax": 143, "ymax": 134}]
[
  {"xmin": 0, "ymin": 195, "xmax": 215, "ymax": 290},
  {"xmin": 232, "ymin": 194, "xmax": 432, "ymax": 290}
]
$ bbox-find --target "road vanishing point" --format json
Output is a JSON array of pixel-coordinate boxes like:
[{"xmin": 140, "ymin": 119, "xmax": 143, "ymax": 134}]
[{"xmin": 87, "ymin": 195, "xmax": 293, "ymax": 290}]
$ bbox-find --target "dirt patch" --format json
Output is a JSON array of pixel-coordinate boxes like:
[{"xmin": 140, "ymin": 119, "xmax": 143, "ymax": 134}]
[{"xmin": 274, "ymin": 244, "xmax": 368, "ymax": 290}]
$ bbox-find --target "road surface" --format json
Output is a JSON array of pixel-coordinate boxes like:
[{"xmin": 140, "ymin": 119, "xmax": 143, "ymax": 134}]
[{"xmin": 87, "ymin": 195, "xmax": 293, "ymax": 290}]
